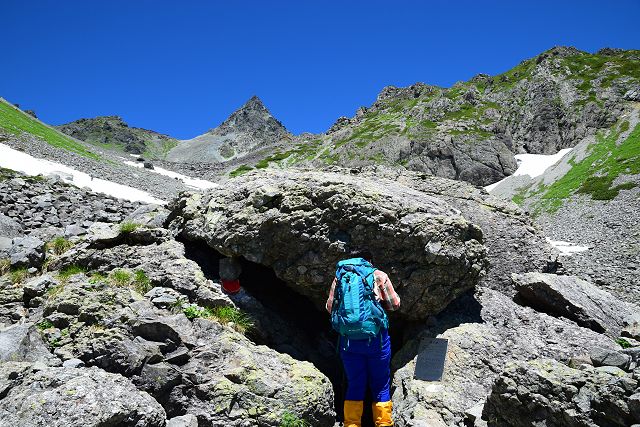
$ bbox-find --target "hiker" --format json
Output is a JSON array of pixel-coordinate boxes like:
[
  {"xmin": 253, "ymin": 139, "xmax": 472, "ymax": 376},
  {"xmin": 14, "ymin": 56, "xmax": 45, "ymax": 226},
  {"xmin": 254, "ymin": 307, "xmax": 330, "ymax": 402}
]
[
  {"xmin": 219, "ymin": 257, "xmax": 242, "ymax": 294},
  {"xmin": 326, "ymin": 250, "xmax": 400, "ymax": 427}
]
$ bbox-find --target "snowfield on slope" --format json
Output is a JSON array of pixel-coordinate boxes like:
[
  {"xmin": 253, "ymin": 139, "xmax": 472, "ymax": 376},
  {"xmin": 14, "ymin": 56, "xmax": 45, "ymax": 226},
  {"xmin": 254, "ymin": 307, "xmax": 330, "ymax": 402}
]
[
  {"xmin": 0, "ymin": 143, "xmax": 165, "ymax": 204},
  {"xmin": 123, "ymin": 160, "xmax": 218, "ymax": 190},
  {"xmin": 485, "ymin": 148, "xmax": 573, "ymax": 191},
  {"xmin": 546, "ymin": 238, "xmax": 590, "ymax": 255}
]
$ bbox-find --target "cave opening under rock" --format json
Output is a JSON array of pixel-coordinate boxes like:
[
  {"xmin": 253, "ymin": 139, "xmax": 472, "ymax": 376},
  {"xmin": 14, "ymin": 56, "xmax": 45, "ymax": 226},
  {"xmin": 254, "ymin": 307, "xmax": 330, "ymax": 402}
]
[{"xmin": 180, "ymin": 237, "xmax": 412, "ymax": 426}]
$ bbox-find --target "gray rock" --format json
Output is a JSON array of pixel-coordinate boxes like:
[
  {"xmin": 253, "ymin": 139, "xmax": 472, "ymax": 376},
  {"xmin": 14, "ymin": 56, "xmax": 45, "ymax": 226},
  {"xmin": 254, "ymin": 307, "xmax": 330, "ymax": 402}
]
[
  {"xmin": 390, "ymin": 289, "xmax": 617, "ymax": 426},
  {"xmin": 131, "ymin": 315, "xmax": 191, "ymax": 348},
  {"xmin": 64, "ymin": 224, "xmax": 86, "ymax": 237},
  {"xmin": 0, "ymin": 213, "xmax": 22, "ymax": 238},
  {"xmin": 167, "ymin": 414, "xmax": 198, "ymax": 427},
  {"xmin": 125, "ymin": 204, "xmax": 170, "ymax": 228},
  {"xmin": 0, "ymin": 362, "xmax": 166, "ymax": 426},
  {"xmin": 595, "ymin": 365, "xmax": 628, "ymax": 376},
  {"xmin": 513, "ymin": 272, "xmax": 640, "ymax": 337},
  {"xmin": 590, "ymin": 347, "xmax": 632, "ymax": 369},
  {"xmin": 169, "ymin": 168, "xmax": 487, "ymax": 320},
  {"xmin": 0, "ymin": 323, "xmax": 60, "ymax": 366},
  {"xmin": 0, "ymin": 236, "xmax": 12, "ymax": 257},
  {"xmin": 483, "ymin": 359, "xmax": 639, "ymax": 426},
  {"xmin": 630, "ymin": 393, "xmax": 640, "ymax": 422},
  {"xmin": 36, "ymin": 270, "xmax": 335, "ymax": 425},
  {"xmin": 52, "ymin": 228, "xmax": 231, "ymax": 307},
  {"xmin": 366, "ymin": 167, "xmax": 556, "ymax": 294},
  {"xmin": 624, "ymin": 324, "xmax": 640, "ymax": 341},
  {"xmin": 169, "ymin": 318, "xmax": 336, "ymax": 426},
  {"xmin": 23, "ymin": 274, "xmax": 57, "ymax": 300},
  {"xmin": 62, "ymin": 358, "xmax": 85, "ymax": 368},
  {"xmin": 134, "ymin": 361, "xmax": 181, "ymax": 394},
  {"xmin": 144, "ymin": 286, "xmax": 182, "ymax": 307},
  {"xmin": 624, "ymin": 347, "xmax": 640, "ymax": 363},
  {"xmin": 9, "ymin": 235, "xmax": 45, "ymax": 268}
]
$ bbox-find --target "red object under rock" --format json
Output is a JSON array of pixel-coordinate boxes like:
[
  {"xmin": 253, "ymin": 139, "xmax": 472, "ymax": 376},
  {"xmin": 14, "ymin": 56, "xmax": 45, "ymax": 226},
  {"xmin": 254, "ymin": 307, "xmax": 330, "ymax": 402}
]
[{"xmin": 221, "ymin": 279, "xmax": 241, "ymax": 294}]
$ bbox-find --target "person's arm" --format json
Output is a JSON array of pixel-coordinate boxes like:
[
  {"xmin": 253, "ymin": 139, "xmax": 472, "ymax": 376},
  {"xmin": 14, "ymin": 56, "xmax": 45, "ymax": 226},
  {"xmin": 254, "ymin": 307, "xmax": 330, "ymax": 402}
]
[
  {"xmin": 375, "ymin": 271, "xmax": 401, "ymax": 311},
  {"xmin": 326, "ymin": 278, "xmax": 337, "ymax": 313}
]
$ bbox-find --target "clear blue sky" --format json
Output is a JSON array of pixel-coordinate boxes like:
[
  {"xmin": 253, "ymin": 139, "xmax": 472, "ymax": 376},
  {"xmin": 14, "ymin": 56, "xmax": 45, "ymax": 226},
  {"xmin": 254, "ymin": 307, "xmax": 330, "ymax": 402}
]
[{"xmin": 2, "ymin": 1, "xmax": 639, "ymax": 138}]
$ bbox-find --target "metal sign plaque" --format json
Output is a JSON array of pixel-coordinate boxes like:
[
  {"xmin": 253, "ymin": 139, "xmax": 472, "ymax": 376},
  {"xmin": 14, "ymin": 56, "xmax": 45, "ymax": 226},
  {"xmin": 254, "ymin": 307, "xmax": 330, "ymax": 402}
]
[{"xmin": 413, "ymin": 337, "xmax": 448, "ymax": 381}]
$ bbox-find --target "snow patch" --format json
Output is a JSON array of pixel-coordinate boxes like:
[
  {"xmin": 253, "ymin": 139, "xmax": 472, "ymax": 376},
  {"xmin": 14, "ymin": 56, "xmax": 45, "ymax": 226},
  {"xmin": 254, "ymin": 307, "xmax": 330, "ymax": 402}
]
[
  {"xmin": 546, "ymin": 238, "xmax": 590, "ymax": 255},
  {"xmin": 123, "ymin": 161, "xmax": 218, "ymax": 190},
  {"xmin": 485, "ymin": 148, "xmax": 573, "ymax": 191},
  {"xmin": 0, "ymin": 143, "xmax": 165, "ymax": 204}
]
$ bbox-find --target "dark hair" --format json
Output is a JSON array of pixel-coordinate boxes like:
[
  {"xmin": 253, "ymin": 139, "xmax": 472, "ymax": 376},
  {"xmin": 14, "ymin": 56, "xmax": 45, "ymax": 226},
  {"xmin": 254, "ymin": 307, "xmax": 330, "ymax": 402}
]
[{"xmin": 349, "ymin": 249, "xmax": 373, "ymax": 263}]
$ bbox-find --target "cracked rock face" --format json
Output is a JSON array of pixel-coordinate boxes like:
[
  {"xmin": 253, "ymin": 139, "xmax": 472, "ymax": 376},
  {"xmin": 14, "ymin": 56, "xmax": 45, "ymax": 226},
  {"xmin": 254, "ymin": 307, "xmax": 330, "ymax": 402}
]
[
  {"xmin": 483, "ymin": 358, "xmax": 640, "ymax": 427},
  {"xmin": 0, "ymin": 362, "xmax": 167, "ymax": 427},
  {"xmin": 168, "ymin": 168, "xmax": 488, "ymax": 321},
  {"xmin": 358, "ymin": 167, "xmax": 557, "ymax": 295},
  {"xmin": 170, "ymin": 319, "xmax": 335, "ymax": 426}
]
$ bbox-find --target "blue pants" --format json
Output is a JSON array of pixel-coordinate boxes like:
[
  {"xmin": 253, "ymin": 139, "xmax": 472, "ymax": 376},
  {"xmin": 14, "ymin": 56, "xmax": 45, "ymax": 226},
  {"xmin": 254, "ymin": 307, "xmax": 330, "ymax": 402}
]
[{"xmin": 340, "ymin": 329, "xmax": 391, "ymax": 402}]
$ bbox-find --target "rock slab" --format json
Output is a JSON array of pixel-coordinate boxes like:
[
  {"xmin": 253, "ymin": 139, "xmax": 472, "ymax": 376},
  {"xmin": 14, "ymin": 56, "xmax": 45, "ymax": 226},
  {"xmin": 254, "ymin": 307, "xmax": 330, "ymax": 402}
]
[
  {"xmin": 513, "ymin": 272, "xmax": 640, "ymax": 337},
  {"xmin": 169, "ymin": 169, "xmax": 488, "ymax": 320}
]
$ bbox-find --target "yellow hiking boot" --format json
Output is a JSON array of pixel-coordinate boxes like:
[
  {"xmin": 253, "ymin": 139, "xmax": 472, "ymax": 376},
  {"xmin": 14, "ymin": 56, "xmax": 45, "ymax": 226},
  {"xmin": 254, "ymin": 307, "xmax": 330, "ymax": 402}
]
[
  {"xmin": 344, "ymin": 400, "xmax": 363, "ymax": 427},
  {"xmin": 372, "ymin": 401, "xmax": 393, "ymax": 426}
]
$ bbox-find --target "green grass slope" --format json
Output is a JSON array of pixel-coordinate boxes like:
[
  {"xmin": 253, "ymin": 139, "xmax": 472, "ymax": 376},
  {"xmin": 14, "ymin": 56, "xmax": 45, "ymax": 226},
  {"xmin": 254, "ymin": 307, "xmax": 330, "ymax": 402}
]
[
  {"xmin": 0, "ymin": 98, "xmax": 100, "ymax": 160},
  {"xmin": 534, "ymin": 119, "xmax": 639, "ymax": 212},
  {"xmin": 508, "ymin": 113, "xmax": 640, "ymax": 214},
  {"xmin": 56, "ymin": 115, "xmax": 178, "ymax": 159}
]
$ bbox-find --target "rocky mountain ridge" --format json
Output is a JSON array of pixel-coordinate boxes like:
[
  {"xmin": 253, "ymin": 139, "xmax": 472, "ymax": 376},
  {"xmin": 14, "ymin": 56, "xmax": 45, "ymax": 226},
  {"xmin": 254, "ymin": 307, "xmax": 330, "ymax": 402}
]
[
  {"xmin": 57, "ymin": 115, "xmax": 179, "ymax": 158},
  {"xmin": 228, "ymin": 46, "xmax": 640, "ymax": 186},
  {"xmin": 13, "ymin": 47, "xmax": 640, "ymax": 188}
]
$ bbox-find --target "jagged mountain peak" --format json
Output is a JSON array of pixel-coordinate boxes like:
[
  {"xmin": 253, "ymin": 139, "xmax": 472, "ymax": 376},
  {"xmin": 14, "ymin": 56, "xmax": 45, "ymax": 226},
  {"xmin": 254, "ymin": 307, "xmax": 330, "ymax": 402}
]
[
  {"xmin": 166, "ymin": 95, "xmax": 291, "ymax": 163},
  {"xmin": 212, "ymin": 96, "xmax": 288, "ymax": 137},
  {"xmin": 242, "ymin": 95, "xmax": 266, "ymax": 110}
]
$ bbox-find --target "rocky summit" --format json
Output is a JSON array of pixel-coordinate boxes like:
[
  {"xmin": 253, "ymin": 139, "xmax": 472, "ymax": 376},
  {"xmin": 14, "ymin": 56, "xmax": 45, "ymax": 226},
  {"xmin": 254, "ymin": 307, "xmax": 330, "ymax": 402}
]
[
  {"xmin": 1, "ymin": 44, "xmax": 639, "ymax": 427},
  {"xmin": 166, "ymin": 96, "xmax": 292, "ymax": 164}
]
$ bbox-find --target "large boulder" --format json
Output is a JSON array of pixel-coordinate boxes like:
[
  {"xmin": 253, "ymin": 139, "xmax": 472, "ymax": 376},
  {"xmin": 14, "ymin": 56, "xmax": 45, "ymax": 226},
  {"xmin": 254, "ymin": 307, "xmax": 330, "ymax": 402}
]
[
  {"xmin": 357, "ymin": 167, "xmax": 557, "ymax": 295},
  {"xmin": 390, "ymin": 289, "xmax": 617, "ymax": 426},
  {"xmin": 483, "ymin": 358, "xmax": 640, "ymax": 426},
  {"xmin": 0, "ymin": 213, "xmax": 22, "ymax": 257},
  {"xmin": 9, "ymin": 235, "xmax": 45, "ymax": 268},
  {"xmin": 0, "ymin": 362, "xmax": 166, "ymax": 426},
  {"xmin": 169, "ymin": 318, "xmax": 335, "ymax": 426},
  {"xmin": 513, "ymin": 272, "xmax": 640, "ymax": 337},
  {"xmin": 168, "ymin": 169, "xmax": 488, "ymax": 320}
]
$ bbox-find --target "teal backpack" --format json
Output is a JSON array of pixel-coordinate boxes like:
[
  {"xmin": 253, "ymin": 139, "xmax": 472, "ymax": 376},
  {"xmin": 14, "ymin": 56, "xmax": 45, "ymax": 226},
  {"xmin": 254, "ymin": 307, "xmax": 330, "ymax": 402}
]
[{"xmin": 330, "ymin": 258, "xmax": 388, "ymax": 342}]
